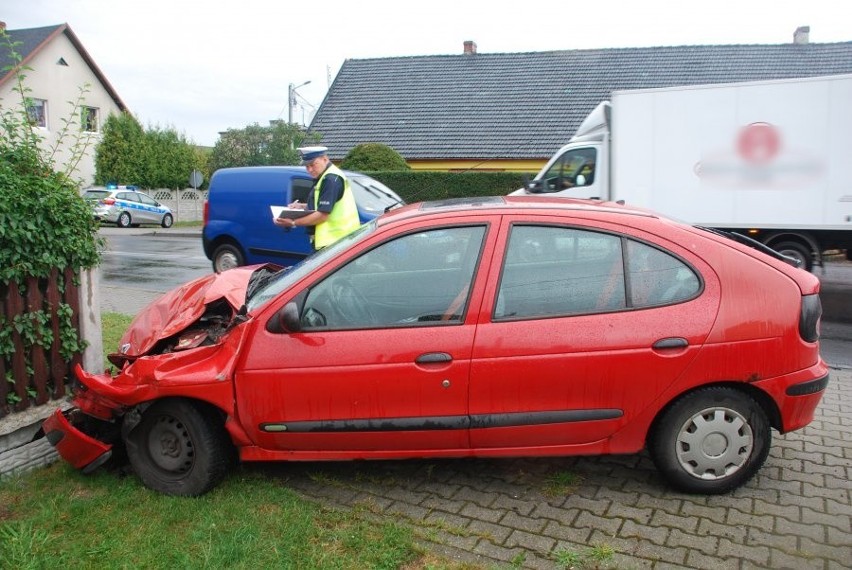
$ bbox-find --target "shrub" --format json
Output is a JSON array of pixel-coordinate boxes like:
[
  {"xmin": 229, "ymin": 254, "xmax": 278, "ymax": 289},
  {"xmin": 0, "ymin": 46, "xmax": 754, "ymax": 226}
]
[
  {"xmin": 1, "ymin": 29, "xmax": 100, "ymax": 410},
  {"xmin": 340, "ymin": 143, "xmax": 410, "ymax": 171}
]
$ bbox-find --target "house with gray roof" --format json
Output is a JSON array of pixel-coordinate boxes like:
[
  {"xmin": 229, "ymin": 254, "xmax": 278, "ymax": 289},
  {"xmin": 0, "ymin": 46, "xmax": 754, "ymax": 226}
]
[
  {"xmin": 0, "ymin": 22, "xmax": 127, "ymax": 186},
  {"xmin": 309, "ymin": 28, "xmax": 852, "ymax": 172}
]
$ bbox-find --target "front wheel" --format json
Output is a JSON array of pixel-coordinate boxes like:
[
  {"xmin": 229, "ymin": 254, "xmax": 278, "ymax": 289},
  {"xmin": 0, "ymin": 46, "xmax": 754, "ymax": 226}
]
[
  {"xmin": 125, "ymin": 399, "xmax": 234, "ymax": 496},
  {"xmin": 649, "ymin": 387, "xmax": 770, "ymax": 494},
  {"xmin": 212, "ymin": 243, "xmax": 244, "ymax": 273},
  {"xmin": 161, "ymin": 213, "xmax": 174, "ymax": 228}
]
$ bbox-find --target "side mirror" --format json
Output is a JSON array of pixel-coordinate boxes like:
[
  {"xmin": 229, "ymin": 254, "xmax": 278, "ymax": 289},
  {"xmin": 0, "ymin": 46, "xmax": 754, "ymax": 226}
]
[
  {"xmin": 575, "ymin": 174, "xmax": 586, "ymax": 187},
  {"xmin": 525, "ymin": 179, "xmax": 544, "ymax": 194},
  {"xmin": 266, "ymin": 302, "xmax": 302, "ymax": 334}
]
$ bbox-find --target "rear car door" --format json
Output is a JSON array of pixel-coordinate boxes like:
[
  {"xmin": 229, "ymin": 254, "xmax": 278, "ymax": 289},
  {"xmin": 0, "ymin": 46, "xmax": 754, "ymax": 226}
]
[
  {"xmin": 468, "ymin": 214, "xmax": 719, "ymax": 450},
  {"xmin": 235, "ymin": 218, "xmax": 495, "ymax": 454}
]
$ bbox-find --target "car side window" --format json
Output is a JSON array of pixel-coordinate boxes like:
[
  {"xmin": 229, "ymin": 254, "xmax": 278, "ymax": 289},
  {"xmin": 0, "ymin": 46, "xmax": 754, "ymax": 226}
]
[
  {"xmin": 495, "ymin": 225, "xmax": 700, "ymax": 320},
  {"xmin": 301, "ymin": 225, "xmax": 486, "ymax": 329},
  {"xmin": 626, "ymin": 240, "xmax": 700, "ymax": 306},
  {"xmin": 496, "ymin": 225, "xmax": 624, "ymax": 319},
  {"xmin": 137, "ymin": 193, "xmax": 157, "ymax": 206}
]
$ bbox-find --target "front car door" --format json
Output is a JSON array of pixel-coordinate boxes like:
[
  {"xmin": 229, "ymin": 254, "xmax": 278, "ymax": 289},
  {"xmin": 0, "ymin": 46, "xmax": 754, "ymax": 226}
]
[{"xmin": 234, "ymin": 220, "xmax": 494, "ymax": 456}]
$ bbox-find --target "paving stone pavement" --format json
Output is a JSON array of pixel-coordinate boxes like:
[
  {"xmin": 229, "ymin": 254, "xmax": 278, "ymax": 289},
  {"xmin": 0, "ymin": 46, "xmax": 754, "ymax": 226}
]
[{"xmin": 251, "ymin": 365, "xmax": 851, "ymax": 569}]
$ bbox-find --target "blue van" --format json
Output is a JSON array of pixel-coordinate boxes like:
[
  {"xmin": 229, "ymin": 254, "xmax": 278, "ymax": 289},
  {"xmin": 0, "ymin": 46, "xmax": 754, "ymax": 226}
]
[{"xmin": 202, "ymin": 166, "xmax": 404, "ymax": 272}]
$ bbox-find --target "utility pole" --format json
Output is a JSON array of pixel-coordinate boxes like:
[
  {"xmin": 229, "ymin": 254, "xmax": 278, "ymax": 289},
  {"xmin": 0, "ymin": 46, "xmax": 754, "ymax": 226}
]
[{"xmin": 288, "ymin": 80, "xmax": 311, "ymax": 124}]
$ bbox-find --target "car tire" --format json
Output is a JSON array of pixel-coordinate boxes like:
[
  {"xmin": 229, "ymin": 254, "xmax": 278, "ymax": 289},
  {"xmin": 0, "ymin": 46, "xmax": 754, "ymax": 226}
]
[
  {"xmin": 772, "ymin": 241, "xmax": 811, "ymax": 272},
  {"xmin": 161, "ymin": 213, "xmax": 174, "ymax": 228},
  {"xmin": 649, "ymin": 387, "xmax": 770, "ymax": 494},
  {"xmin": 117, "ymin": 211, "xmax": 132, "ymax": 228},
  {"xmin": 212, "ymin": 243, "xmax": 244, "ymax": 273},
  {"xmin": 125, "ymin": 399, "xmax": 233, "ymax": 496}
]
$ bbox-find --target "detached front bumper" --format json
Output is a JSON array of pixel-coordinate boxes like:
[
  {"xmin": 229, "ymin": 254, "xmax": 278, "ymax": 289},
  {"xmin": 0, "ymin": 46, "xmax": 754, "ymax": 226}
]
[{"xmin": 42, "ymin": 408, "xmax": 113, "ymax": 473}]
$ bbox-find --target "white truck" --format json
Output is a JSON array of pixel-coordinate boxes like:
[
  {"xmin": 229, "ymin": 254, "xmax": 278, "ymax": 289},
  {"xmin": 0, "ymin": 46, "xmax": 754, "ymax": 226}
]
[{"xmin": 514, "ymin": 74, "xmax": 852, "ymax": 271}]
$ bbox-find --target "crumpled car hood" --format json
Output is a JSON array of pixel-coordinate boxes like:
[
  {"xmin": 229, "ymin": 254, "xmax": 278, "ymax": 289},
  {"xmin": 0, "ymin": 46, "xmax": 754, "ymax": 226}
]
[{"xmin": 115, "ymin": 265, "xmax": 274, "ymax": 359}]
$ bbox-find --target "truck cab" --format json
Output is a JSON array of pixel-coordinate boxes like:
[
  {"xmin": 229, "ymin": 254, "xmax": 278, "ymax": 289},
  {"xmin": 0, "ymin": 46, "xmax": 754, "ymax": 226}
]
[{"xmin": 513, "ymin": 102, "xmax": 611, "ymax": 201}]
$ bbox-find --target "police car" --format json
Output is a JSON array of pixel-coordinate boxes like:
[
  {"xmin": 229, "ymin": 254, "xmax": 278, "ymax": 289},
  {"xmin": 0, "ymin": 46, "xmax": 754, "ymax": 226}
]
[{"xmin": 83, "ymin": 185, "xmax": 174, "ymax": 228}]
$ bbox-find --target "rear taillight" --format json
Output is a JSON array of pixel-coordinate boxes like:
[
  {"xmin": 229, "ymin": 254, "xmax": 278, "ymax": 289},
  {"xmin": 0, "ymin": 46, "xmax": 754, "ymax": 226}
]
[
  {"xmin": 203, "ymin": 200, "xmax": 209, "ymax": 226},
  {"xmin": 103, "ymin": 198, "xmax": 116, "ymax": 205},
  {"xmin": 799, "ymin": 293, "xmax": 821, "ymax": 342}
]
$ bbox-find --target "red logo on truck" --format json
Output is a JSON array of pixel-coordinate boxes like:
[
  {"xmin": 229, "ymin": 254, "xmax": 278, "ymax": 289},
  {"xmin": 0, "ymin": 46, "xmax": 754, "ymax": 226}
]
[
  {"xmin": 737, "ymin": 122, "xmax": 781, "ymax": 163},
  {"xmin": 694, "ymin": 122, "xmax": 823, "ymax": 188}
]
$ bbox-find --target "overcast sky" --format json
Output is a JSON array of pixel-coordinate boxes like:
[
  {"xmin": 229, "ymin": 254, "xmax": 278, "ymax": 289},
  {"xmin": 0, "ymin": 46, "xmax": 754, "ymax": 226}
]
[{"xmin": 4, "ymin": 0, "xmax": 848, "ymax": 146}]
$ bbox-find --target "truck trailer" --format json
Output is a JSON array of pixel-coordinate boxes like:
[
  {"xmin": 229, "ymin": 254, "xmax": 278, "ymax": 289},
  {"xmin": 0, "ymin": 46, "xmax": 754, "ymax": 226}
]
[{"xmin": 514, "ymin": 74, "xmax": 852, "ymax": 271}]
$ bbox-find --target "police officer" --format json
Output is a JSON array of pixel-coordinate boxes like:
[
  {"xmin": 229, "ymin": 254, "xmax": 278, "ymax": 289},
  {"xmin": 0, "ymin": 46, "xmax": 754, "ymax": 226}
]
[{"xmin": 275, "ymin": 146, "xmax": 360, "ymax": 250}]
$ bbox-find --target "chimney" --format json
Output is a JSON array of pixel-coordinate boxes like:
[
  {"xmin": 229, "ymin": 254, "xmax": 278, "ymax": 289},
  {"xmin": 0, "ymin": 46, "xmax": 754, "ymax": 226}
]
[
  {"xmin": 463, "ymin": 40, "xmax": 477, "ymax": 55},
  {"xmin": 793, "ymin": 26, "xmax": 810, "ymax": 45}
]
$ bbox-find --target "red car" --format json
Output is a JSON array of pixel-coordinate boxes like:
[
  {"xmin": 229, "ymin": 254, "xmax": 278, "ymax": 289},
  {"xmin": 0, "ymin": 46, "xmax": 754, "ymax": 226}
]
[{"xmin": 44, "ymin": 196, "xmax": 828, "ymax": 496}]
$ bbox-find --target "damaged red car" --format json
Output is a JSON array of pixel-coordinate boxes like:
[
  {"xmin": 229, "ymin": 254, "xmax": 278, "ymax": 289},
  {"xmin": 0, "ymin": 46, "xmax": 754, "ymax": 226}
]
[{"xmin": 44, "ymin": 196, "xmax": 829, "ymax": 496}]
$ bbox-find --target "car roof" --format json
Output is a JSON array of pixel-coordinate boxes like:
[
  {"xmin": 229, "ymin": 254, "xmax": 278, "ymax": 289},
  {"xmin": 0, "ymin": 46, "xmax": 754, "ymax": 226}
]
[{"xmin": 376, "ymin": 195, "xmax": 659, "ymax": 226}]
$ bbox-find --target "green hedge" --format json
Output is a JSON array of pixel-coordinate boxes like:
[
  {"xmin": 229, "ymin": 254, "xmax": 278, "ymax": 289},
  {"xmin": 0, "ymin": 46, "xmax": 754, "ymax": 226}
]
[{"xmin": 362, "ymin": 171, "xmax": 529, "ymax": 205}]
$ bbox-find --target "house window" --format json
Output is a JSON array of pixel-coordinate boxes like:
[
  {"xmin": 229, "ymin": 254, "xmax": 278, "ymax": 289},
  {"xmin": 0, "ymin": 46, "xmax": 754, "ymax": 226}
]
[
  {"xmin": 82, "ymin": 107, "xmax": 99, "ymax": 132},
  {"xmin": 26, "ymin": 99, "xmax": 47, "ymax": 128}
]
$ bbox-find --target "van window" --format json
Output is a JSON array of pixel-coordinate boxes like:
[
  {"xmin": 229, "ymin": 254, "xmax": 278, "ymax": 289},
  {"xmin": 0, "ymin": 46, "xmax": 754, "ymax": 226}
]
[{"xmin": 292, "ymin": 178, "xmax": 313, "ymax": 203}]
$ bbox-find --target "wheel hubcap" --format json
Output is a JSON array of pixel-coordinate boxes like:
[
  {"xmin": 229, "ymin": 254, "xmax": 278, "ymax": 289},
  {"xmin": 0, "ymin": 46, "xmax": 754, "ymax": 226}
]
[
  {"xmin": 147, "ymin": 415, "xmax": 194, "ymax": 473},
  {"xmin": 676, "ymin": 407, "xmax": 753, "ymax": 480},
  {"xmin": 216, "ymin": 253, "xmax": 238, "ymax": 272}
]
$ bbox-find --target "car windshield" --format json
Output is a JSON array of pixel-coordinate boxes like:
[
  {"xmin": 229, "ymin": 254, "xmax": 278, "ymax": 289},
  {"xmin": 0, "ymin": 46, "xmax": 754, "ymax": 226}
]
[
  {"xmin": 348, "ymin": 175, "xmax": 405, "ymax": 214},
  {"xmin": 245, "ymin": 221, "xmax": 378, "ymax": 312}
]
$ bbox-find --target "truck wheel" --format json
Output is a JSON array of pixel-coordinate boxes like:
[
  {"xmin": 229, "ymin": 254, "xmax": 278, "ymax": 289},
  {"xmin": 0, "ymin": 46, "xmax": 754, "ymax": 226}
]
[
  {"xmin": 212, "ymin": 243, "xmax": 244, "ymax": 273},
  {"xmin": 773, "ymin": 241, "xmax": 811, "ymax": 271},
  {"xmin": 125, "ymin": 399, "xmax": 233, "ymax": 496},
  {"xmin": 649, "ymin": 387, "xmax": 770, "ymax": 494},
  {"xmin": 117, "ymin": 211, "xmax": 132, "ymax": 228}
]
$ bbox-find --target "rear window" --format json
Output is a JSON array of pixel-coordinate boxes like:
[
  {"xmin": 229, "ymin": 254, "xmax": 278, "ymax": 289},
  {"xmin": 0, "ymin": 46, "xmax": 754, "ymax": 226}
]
[{"xmin": 82, "ymin": 190, "xmax": 110, "ymax": 201}]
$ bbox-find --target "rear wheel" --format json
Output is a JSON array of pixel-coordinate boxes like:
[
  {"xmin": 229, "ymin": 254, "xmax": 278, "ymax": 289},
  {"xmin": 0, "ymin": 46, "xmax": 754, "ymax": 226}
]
[
  {"xmin": 773, "ymin": 241, "xmax": 811, "ymax": 271},
  {"xmin": 117, "ymin": 211, "xmax": 132, "ymax": 228},
  {"xmin": 125, "ymin": 399, "xmax": 233, "ymax": 496},
  {"xmin": 649, "ymin": 387, "xmax": 770, "ymax": 494},
  {"xmin": 161, "ymin": 213, "xmax": 174, "ymax": 228},
  {"xmin": 212, "ymin": 243, "xmax": 244, "ymax": 273}
]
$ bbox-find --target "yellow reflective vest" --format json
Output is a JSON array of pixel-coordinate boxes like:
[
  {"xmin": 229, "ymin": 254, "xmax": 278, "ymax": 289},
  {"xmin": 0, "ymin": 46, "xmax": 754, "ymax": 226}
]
[{"xmin": 313, "ymin": 164, "xmax": 360, "ymax": 249}]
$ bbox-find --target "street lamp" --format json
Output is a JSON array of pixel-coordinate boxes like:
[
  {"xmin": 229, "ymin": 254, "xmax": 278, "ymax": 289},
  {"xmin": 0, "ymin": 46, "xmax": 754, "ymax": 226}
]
[{"xmin": 288, "ymin": 80, "xmax": 311, "ymax": 124}]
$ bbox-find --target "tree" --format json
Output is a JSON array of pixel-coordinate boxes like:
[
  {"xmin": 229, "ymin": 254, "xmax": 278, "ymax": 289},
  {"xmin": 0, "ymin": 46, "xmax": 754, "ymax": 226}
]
[
  {"xmin": 340, "ymin": 143, "xmax": 409, "ymax": 171},
  {"xmin": 95, "ymin": 116, "xmax": 205, "ymax": 189},
  {"xmin": 208, "ymin": 121, "xmax": 319, "ymax": 172},
  {"xmin": 94, "ymin": 112, "xmax": 144, "ymax": 186},
  {"xmin": 139, "ymin": 127, "xmax": 201, "ymax": 189}
]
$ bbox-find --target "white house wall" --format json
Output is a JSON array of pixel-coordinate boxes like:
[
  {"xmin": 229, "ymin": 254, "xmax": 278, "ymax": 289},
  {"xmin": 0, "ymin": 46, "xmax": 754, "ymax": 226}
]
[{"xmin": 0, "ymin": 32, "xmax": 124, "ymax": 187}]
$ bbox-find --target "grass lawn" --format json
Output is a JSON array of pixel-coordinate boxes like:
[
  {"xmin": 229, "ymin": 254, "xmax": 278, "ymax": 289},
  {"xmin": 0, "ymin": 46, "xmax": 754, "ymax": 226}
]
[{"xmin": 0, "ymin": 313, "xmax": 478, "ymax": 569}]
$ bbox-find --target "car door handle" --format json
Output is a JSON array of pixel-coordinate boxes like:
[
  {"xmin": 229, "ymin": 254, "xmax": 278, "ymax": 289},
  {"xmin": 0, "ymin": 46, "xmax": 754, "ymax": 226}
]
[
  {"xmin": 415, "ymin": 352, "xmax": 452, "ymax": 364},
  {"xmin": 653, "ymin": 337, "xmax": 688, "ymax": 350}
]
